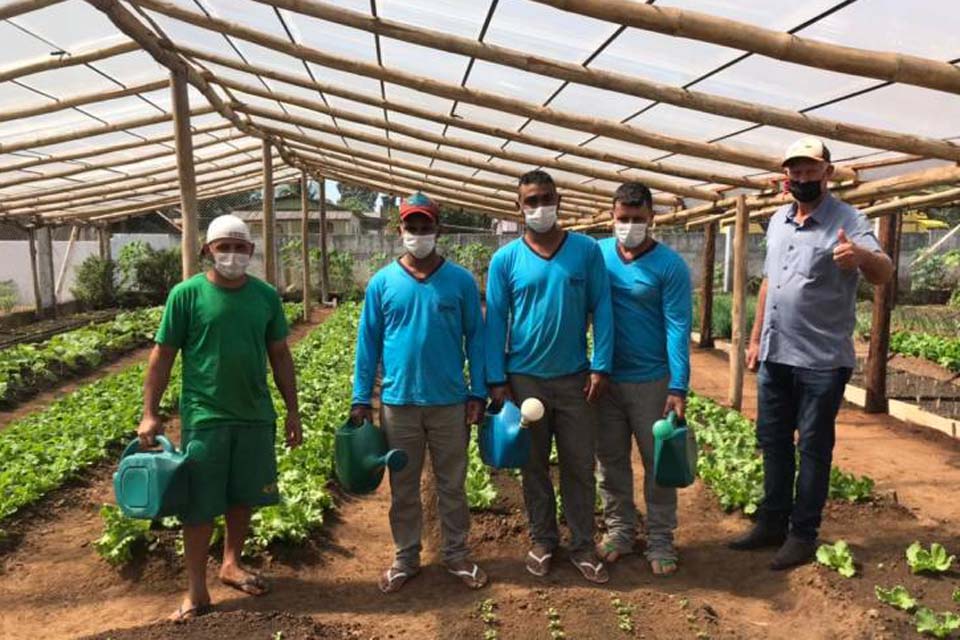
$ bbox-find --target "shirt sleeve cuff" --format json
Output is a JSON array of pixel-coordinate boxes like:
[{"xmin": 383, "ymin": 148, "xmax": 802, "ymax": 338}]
[{"xmin": 667, "ymin": 388, "xmax": 687, "ymax": 397}]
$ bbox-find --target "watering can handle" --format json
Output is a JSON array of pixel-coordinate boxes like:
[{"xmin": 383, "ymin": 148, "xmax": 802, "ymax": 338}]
[{"xmin": 120, "ymin": 434, "xmax": 175, "ymax": 459}]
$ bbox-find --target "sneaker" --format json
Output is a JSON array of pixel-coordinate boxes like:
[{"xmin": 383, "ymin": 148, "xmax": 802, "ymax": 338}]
[
  {"xmin": 727, "ymin": 522, "xmax": 788, "ymax": 551},
  {"xmin": 769, "ymin": 535, "xmax": 817, "ymax": 571}
]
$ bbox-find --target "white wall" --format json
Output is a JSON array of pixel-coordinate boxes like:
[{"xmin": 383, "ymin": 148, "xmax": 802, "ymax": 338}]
[{"xmin": 0, "ymin": 240, "xmax": 99, "ymax": 305}]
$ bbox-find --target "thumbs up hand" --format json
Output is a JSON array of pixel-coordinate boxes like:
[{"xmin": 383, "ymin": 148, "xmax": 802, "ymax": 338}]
[{"xmin": 833, "ymin": 228, "xmax": 862, "ymax": 270}]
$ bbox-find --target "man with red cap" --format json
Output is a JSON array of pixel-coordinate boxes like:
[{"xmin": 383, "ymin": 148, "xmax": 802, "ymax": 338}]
[{"xmin": 352, "ymin": 192, "xmax": 488, "ymax": 593}]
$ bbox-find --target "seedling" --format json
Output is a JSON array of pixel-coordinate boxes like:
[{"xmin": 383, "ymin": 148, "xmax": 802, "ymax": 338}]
[
  {"xmin": 907, "ymin": 542, "xmax": 955, "ymax": 575},
  {"xmin": 914, "ymin": 607, "xmax": 960, "ymax": 638},
  {"xmin": 610, "ymin": 596, "xmax": 635, "ymax": 634},
  {"xmin": 816, "ymin": 540, "xmax": 856, "ymax": 578},
  {"xmin": 874, "ymin": 585, "xmax": 917, "ymax": 612}
]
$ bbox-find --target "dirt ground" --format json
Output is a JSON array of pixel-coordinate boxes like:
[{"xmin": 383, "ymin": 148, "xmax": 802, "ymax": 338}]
[{"xmin": 3, "ymin": 338, "xmax": 960, "ymax": 639}]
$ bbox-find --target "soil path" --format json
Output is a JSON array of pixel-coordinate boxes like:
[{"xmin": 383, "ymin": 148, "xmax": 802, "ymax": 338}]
[{"xmin": 4, "ymin": 335, "xmax": 960, "ymax": 639}]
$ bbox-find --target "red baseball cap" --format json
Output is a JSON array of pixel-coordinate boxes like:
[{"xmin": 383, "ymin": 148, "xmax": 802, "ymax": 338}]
[{"xmin": 399, "ymin": 191, "xmax": 439, "ymax": 222}]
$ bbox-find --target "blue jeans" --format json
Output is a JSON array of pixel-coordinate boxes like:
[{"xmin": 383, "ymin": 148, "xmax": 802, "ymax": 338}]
[{"xmin": 756, "ymin": 361, "xmax": 851, "ymax": 541}]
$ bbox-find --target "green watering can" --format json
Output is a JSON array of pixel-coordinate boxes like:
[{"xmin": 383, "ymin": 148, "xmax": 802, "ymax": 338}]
[
  {"xmin": 113, "ymin": 435, "xmax": 205, "ymax": 519},
  {"xmin": 334, "ymin": 419, "xmax": 409, "ymax": 494},
  {"xmin": 652, "ymin": 411, "xmax": 698, "ymax": 488}
]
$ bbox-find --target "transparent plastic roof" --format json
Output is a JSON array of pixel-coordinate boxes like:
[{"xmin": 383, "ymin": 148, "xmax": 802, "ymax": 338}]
[{"xmin": 0, "ymin": 0, "xmax": 957, "ymax": 224}]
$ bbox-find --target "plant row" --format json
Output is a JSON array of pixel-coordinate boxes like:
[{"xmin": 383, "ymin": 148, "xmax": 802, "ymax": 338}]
[{"xmin": 685, "ymin": 393, "xmax": 874, "ymax": 515}]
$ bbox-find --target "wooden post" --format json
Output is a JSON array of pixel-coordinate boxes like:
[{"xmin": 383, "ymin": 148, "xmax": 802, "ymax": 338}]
[
  {"xmin": 318, "ymin": 176, "xmax": 331, "ymax": 303},
  {"xmin": 97, "ymin": 224, "xmax": 112, "ymax": 260},
  {"xmin": 262, "ymin": 139, "xmax": 277, "ymax": 286},
  {"xmin": 300, "ymin": 170, "xmax": 312, "ymax": 321},
  {"xmin": 698, "ymin": 221, "xmax": 717, "ymax": 348},
  {"xmin": 728, "ymin": 195, "xmax": 749, "ymax": 410},
  {"xmin": 33, "ymin": 226, "xmax": 57, "ymax": 317},
  {"xmin": 171, "ymin": 69, "xmax": 199, "ymax": 280},
  {"xmin": 27, "ymin": 226, "xmax": 42, "ymax": 317},
  {"xmin": 55, "ymin": 225, "xmax": 79, "ymax": 302},
  {"xmin": 864, "ymin": 212, "xmax": 901, "ymax": 414}
]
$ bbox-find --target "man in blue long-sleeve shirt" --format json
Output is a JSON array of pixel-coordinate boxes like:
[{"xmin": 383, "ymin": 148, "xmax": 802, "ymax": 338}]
[
  {"xmin": 352, "ymin": 192, "xmax": 488, "ymax": 594},
  {"xmin": 486, "ymin": 170, "xmax": 614, "ymax": 584},
  {"xmin": 594, "ymin": 182, "xmax": 692, "ymax": 576}
]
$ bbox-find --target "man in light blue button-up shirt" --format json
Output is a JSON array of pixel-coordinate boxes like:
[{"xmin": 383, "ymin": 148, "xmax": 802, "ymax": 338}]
[{"xmin": 729, "ymin": 137, "xmax": 893, "ymax": 571}]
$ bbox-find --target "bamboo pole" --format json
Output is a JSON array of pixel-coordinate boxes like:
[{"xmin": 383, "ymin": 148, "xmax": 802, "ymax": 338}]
[
  {"xmin": 299, "ymin": 170, "xmax": 311, "ymax": 321},
  {"xmin": 202, "ymin": 63, "xmax": 767, "ymax": 191},
  {"xmin": 97, "ymin": 225, "xmax": 111, "ymax": 260},
  {"xmin": 36, "ymin": 164, "xmax": 288, "ymax": 222},
  {"xmin": 86, "ymin": 0, "xmax": 311, "ymax": 181},
  {"xmin": 864, "ymin": 213, "xmax": 901, "ymax": 413},
  {"xmin": 533, "ymin": 0, "xmax": 960, "ymax": 96},
  {"xmin": 698, "ymin": 221, "xmax": 717, "ymax": 349},
  {"xmin": 253, "ymin": 0, "xmax": 960, "ymax": 164},
  {"xmin": 303, "ymin": 155, "xmax": 530, "ymax": 218},
  {"xmin": 0, "ymin": 79, "xmax": 168, "ymax": 125},
  {"xmin": 134, "ymin": 0, "xmax": 787, "ymax": 174},
  {"xmin": 0, "ymin": 122, "xmax": 234, "ymax": 184},
  {"xmin": 262, "ymin": 140, "xmax": 277, "ymax": 286},
  {"xmin": 27, "ymin": 227, "xmax": 42, "ymax": 318},
  {"xmin": 34, "ymin": 226, "xmax": 57, "ymax": 318},
  {"xmin": 675, "ymin": 164, "xmax": 960, "ymax": 229},
  {"xmin": 2, "ymin": 153, "xmax": 269, "ymax": 216},
  {"xmin": 297, "ymin": 149, "xmax": 588, "ymax": 217},
  {"xmin": 54, "ymin": 225, "xmax": 79, "ymax": 302},
  {"xmin": 317, "ymin": 176, "xmax": 330, "ymax": 304},
  {"xmin": 0, "ymin": 105, "xmax": 215, "ymax": 156},
  {"xmin": 172, "ymin": 69, "xmax": 200, "ymax": 280},
  {"xmin": 284, "ymin": 139, "xmax": 610, "ymax": 209},
  {"xmin": 314, "ymin": 166, "xmax": 518, "ymax": 220},
  {"xmin": 259, "ymin": 123, "xmax": 621, "ymax": 210},
  {"xmin": 82, "ymin": 170, "xmax": 300, "ymax": 223},
  {"xmin": 234, "ymin": 101, "xmax": 684, "ymax": 204},
  {"xmin": 728, "ymin": 195, "xmax": 748, "ymax": 410},
  {"xmin": 0, "ymin": 128, "xmax": 244, "ymax": 191},
  {"xmin": 1, "ymin": 143, "xmax": 261, "ymax": 210},
  {"xmin": 0, "ymin": 41, "xmax": 139, "ymax": 84},
  {"xmin": 0, "ymin": 0, "xmax": 66, "ymax": 20},
  {"xmin": 861, "ymin": 187, "xmax": 960, "ymax": 218}
]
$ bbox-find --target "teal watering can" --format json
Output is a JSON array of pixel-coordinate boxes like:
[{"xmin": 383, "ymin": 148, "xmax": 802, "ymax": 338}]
[
  {"xmin": 652, "ymin": 411, "xmax": 698, "ymax": 488},
  {"xmin": 334, "ymin": 419, "xmax": 408, "ymax": 494},
  {"xmin": 479, "ymin": 398, "xmax": 544, "ymax": 469},
  {"xmin": 113, "ymin": 435, "xmax": 205, "ymax": 519}
]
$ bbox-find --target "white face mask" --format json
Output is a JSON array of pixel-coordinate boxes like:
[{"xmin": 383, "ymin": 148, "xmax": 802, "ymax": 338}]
[
  {"xmin": 614, "ymin": 221, "xmax": 648, "ymax": 249},
  {"xmin": 402, "ymin": 232, "xmax": 436, "ymax": 259},
  {"xmin": 523, "ymin": 205, "xmax": 558, "ymax": 234},
  {"xmin": 213, "ymin": 252, "xmax": 250, "ymax": 280}
]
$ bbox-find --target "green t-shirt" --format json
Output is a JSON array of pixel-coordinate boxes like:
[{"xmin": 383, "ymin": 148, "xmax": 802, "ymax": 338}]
[{"xmin": 156, "ymin": 273, "xmax": 289, "ymax": 429}]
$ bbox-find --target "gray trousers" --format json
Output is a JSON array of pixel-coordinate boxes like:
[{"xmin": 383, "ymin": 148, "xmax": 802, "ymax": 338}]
[
  {"xmin": 510, "ymin": 372, "xmax": 598, "ymax": 553},
  {"xmin": 381, "ymin": 403, "xmax": 470, "ymax": 571},
  {"xmin": 596, "ymin": 377, "xmax": 678, "ymax": 561}
]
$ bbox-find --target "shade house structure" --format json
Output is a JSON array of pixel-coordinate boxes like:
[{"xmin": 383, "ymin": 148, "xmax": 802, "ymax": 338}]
[{"xmin": 2, "ymin": 0, "xmax": 959, "ymax": 410}]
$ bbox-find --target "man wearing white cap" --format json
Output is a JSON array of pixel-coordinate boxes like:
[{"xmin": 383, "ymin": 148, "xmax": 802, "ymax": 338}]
[
  {"xmin": 728, "ymin": 138, "xmax": 892, "ymax": 569},
  {"xmin": 138, "ymin": 214, "xmax": 302, "ymax": 620}
]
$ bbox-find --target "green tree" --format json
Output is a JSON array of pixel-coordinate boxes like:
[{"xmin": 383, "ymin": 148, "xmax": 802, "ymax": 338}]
[{"xmin": 337, "ymin": 183, "xmax": 378, "ymax": 211}]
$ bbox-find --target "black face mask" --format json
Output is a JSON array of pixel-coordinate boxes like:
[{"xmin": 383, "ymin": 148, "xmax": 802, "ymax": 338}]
[{"xmin": 789, "ymin": 180, "xmax": 823, "ymax": 203}]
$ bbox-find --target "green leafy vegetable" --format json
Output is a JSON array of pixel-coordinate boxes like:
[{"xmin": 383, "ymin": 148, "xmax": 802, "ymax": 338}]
[
  {"xmin": 907, "ymin": 542, "xmax": 956, "ymax": 574},
  {"xmin": 816, "ymin": 540, "xmax": 856, "ymax": 578},
  {"xmin": 875, "ymin": 585, "xmax": 917, "ymax": 612},
  {"xmin": 915, "ymin": 608, "xmax": 960, "ymax": 638}
]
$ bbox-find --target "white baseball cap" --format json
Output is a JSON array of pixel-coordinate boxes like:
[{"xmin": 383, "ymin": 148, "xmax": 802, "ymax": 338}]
[
  {"xmin": 205, "ymin": 214, "xmax": 251, "ymax": 244},
  {"xmin": 782, "ymin": 137, "xmax": 832, "ymax": 166}
]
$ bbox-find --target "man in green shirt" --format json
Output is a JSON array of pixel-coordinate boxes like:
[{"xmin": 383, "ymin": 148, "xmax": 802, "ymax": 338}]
[{"xmin": 137, "ymin": 214, "xmax": 302, "ymax": 621}]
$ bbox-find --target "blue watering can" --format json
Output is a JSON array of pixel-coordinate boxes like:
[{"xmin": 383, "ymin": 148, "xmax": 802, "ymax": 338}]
[
  {"xmin": 113, "ymin": 435, "xmax": 206, "ymax": 519},
  {"xmin": 652, "ymin": 411, "xmax": 698, "ymax": 488},
  {"xmin": 479, "ymin": 398, "xmax": 544, "ymax": 469},
  {"xmin": 334, "ymin": 419, "xmax": 409, "ymax": 494}
]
